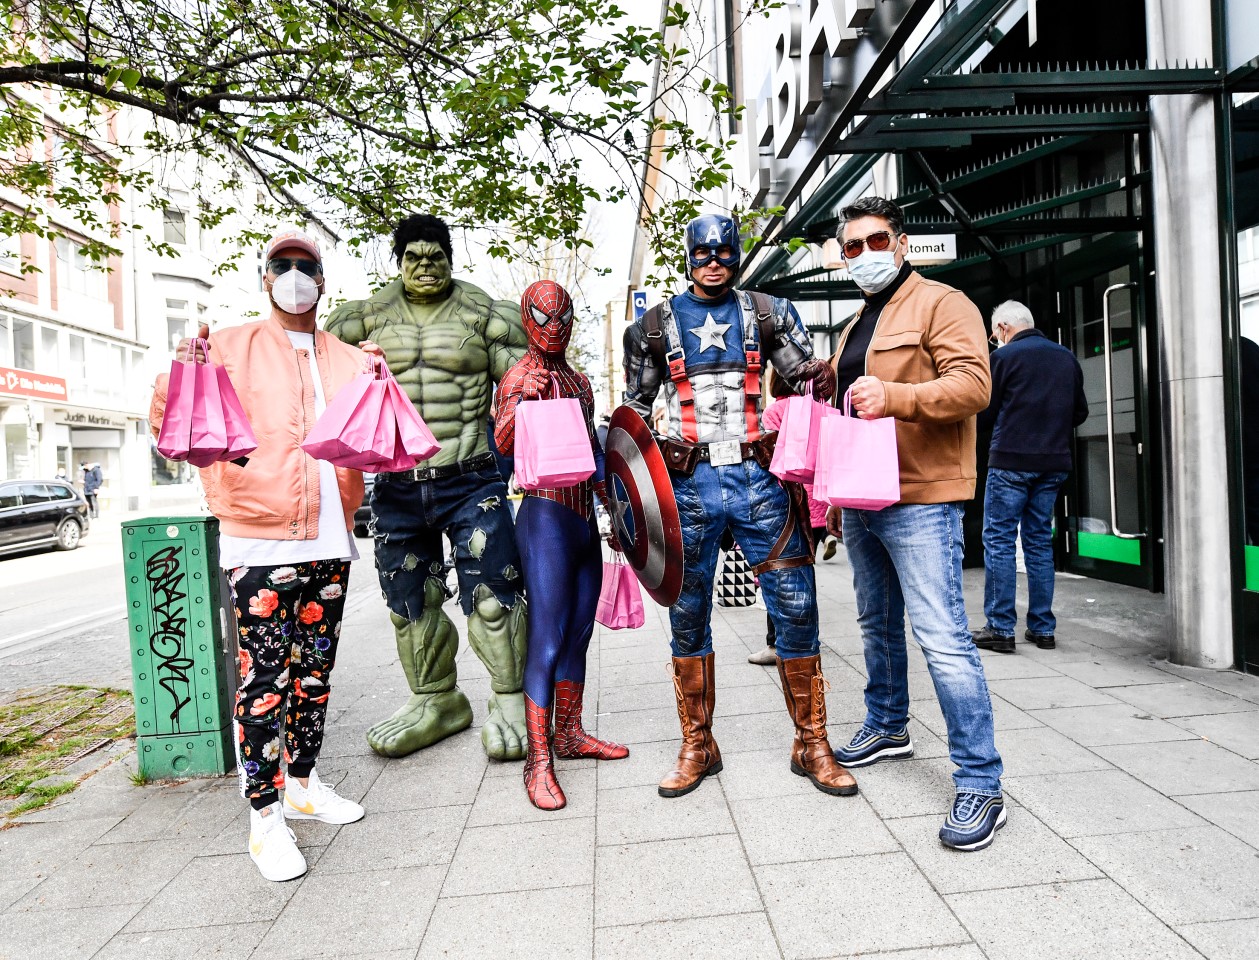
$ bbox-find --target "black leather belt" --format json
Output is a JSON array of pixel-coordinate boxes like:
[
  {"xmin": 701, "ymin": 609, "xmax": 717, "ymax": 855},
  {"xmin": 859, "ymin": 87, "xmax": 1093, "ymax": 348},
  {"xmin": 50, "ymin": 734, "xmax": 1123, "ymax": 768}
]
[{"xmin": 377, "ymin": 452, "xmax": 496, "ymax": 483}]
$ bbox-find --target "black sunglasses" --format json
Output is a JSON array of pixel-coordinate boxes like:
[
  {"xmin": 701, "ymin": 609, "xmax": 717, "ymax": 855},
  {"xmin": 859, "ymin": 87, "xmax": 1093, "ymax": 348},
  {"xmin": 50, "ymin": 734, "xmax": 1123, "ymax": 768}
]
[
  {"xmin": 841, "ymin": 230, "xmax": 898, "ymax": 259},
  {"xmin": 267, "ymin": 257, "xmax": 323, "ymax": 277}
]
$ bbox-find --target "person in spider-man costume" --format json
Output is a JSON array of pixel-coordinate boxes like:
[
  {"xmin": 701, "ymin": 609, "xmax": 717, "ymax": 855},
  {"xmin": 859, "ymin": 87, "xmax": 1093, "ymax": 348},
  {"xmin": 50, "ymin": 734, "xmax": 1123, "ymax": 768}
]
[{"xmin": 494, "ymin": 280, "xmax": 629, "ymax": 810}]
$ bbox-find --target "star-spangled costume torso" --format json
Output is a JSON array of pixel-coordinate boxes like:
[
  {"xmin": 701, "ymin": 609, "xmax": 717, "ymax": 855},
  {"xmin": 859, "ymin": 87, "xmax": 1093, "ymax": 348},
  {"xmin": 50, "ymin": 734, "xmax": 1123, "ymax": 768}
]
[{"xmin": 623, "ymin": 289, "xmax": 813, "ymax": 443}]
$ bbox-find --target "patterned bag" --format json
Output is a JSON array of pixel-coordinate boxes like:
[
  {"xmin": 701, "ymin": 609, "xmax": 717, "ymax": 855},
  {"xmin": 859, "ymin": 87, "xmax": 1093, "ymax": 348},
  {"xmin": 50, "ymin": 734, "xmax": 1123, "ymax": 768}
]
[{"xmin": 715, "ymin": 544, "xmax": 758, "ymax": 607}]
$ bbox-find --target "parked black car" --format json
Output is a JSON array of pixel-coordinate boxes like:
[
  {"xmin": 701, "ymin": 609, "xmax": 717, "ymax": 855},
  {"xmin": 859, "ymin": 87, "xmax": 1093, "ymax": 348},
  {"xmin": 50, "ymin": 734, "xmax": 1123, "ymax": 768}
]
[
  {"xmin": 0, "ymin": 479, "xmax": 91, "ymax": 556},
  {"xmin": 353, "ymin": 473, "xmax": 375, "ymax": 538}
]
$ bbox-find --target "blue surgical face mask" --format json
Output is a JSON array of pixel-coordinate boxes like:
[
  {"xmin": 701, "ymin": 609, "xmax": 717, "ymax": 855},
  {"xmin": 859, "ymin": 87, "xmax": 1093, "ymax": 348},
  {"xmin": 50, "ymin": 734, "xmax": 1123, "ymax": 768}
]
[{"xmin": 847, "ymin": 250, "xmax": 900, "ymax": 294}]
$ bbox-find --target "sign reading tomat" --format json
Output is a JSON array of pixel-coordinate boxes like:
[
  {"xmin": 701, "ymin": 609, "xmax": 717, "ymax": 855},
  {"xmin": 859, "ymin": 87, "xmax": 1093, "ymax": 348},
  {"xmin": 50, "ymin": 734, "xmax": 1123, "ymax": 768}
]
[{"xmin": 1, "ymin": 365, "xmax": 68, "ymax": 401}]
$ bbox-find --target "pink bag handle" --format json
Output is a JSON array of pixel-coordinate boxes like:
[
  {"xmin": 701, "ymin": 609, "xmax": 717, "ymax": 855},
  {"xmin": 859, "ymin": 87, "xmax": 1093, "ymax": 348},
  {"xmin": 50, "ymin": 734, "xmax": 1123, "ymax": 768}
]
[
  {"xmin": 522, "ymin": 372, "xmax": 562, "ymax": 401},
  {"xmin": 182, "ymin": 337, "xmax": 209, "ymax": 364},
  {"xmin": 841, "ymin": 387, "xmax": 856, "ymax": 418}
]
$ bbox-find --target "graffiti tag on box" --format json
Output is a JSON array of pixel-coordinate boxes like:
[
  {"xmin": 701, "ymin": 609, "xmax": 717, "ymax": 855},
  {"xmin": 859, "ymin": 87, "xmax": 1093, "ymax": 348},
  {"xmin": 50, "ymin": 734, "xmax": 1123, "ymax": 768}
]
[{"xmin": 145, "ymin": 544, "xmax": 193, "ymax": 726}]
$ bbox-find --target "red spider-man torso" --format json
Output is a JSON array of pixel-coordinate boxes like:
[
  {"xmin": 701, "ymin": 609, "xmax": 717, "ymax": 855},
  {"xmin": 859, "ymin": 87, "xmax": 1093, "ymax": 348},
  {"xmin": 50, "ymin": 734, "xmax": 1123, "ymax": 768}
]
[{"xmin": 494, "ymin": 281, "xmax": 604, "ymax": 520}]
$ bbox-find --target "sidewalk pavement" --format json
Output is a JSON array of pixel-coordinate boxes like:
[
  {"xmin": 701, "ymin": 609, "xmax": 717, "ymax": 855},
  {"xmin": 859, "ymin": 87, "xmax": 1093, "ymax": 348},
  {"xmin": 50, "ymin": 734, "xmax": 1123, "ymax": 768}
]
[{"xmin": 2, "ymin": 555, "xmax": 1258, "ymax": 960}]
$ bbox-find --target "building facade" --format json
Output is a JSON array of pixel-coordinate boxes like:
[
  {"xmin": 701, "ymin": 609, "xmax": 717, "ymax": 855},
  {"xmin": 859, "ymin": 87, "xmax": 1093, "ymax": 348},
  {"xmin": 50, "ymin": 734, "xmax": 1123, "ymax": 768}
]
[{"xmin": 627, "ymin": 0, "xmax": 1259, "ymax": 673}]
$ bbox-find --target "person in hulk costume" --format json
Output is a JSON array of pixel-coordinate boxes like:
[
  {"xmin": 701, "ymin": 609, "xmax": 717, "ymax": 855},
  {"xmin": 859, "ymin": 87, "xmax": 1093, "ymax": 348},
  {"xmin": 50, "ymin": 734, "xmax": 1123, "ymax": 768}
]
[{"xmin": 326, "ymin": 214, "xmax": 530, "ymax": 760}]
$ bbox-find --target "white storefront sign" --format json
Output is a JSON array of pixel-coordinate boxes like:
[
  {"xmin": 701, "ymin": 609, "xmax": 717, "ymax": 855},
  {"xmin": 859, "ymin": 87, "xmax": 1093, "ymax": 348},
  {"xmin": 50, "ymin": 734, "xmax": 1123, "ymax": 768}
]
[{"xmin": 822, "ymin": 235, "xmax": 957, "ymax": 271}]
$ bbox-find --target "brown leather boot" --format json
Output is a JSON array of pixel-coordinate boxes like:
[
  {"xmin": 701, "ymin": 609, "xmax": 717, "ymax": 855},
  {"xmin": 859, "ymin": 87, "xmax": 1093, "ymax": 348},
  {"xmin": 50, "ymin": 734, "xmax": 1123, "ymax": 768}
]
[
  {"xmin": 778, "ymin": 655, "xmax": 858, "ymax": 796},
  {"xmin": 658, "ymin": 653, "xmax": 721, "ymax": 798}
]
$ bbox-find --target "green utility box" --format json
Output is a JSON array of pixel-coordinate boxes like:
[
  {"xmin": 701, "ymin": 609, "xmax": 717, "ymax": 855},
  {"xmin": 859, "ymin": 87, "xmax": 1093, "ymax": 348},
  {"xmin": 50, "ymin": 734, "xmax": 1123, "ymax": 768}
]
[{"xmin": 121, "ymin": 517, "xmax": 238, "ymax": 779}]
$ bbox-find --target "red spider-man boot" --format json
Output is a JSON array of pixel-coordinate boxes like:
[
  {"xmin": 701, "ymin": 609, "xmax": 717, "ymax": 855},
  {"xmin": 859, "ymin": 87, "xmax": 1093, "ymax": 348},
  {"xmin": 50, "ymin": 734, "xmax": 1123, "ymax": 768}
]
[
  {"xmin": 523, "ymin": 694, "xmax": 566, "ymax": 810},
  {"xmin": 552, "ymin": 679, "xmax": 629, "ymax": 760}
]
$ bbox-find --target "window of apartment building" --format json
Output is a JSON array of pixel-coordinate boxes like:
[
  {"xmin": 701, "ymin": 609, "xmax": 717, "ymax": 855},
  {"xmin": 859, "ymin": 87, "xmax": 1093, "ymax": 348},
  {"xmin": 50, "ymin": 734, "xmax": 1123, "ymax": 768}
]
[
  {"xmin": 165, "ymin": 298, "xmax": 189, "ymax": 351},
  {"xmin": 41, "ymin": 326, "xmax": 59, "ymax": 369},
  {"xmin": 0, "ymin": 231, "xmax": 21, "ymax": 275},
  {"xmin": 67, "ymin": 334, "xmax": 85, "ymax": 384},
  {"xmin": 54, "ymin": 237, "xmax": 108, "ymax": 299},
  {"xmin": 0, "ymin": 313, "xmax": 10, "ymax": 365},
  {"xmin": 163, "ymin": 208, "xmax": 187, "ymax": 245},
  {"xmin": 12, "ymin": 318, "xmax": 34, "ymax": 370}
]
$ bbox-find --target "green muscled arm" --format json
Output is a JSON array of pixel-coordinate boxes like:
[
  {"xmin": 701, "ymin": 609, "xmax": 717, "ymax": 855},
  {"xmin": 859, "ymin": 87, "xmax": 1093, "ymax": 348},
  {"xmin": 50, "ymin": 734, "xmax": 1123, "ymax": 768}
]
[
  {"xmin": 486, "ymin": 298, "xmax": 528, "ymax": 384},
  {"xmin": 324, "ymin": 299, "xmax": 371, "ymax": 346}
]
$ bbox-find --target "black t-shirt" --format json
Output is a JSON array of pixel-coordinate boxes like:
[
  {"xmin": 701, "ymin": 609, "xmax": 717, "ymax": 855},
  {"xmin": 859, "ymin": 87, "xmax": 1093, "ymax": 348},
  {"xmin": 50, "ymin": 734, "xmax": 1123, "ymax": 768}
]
[{"xmin": 834, "ymin": 262, "xmax": 913, "ymax": 405}]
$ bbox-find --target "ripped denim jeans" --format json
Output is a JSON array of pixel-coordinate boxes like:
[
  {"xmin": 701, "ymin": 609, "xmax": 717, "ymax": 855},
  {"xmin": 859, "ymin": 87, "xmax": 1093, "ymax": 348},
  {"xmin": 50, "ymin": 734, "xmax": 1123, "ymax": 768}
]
[{"xmin": 371, "ymin": 466, "xmax": 523, "ymax": 618}]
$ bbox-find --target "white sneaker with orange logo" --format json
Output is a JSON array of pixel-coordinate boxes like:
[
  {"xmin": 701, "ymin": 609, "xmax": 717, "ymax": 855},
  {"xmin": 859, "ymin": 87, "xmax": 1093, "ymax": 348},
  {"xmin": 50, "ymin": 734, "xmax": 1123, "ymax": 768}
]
[
  {"xmin": 284, "ymin": 768, "xmax": 365, "ymax": 825},
  {"xmin": 249, "ymin": 801, "xmax": 307, "ymax": 882}
]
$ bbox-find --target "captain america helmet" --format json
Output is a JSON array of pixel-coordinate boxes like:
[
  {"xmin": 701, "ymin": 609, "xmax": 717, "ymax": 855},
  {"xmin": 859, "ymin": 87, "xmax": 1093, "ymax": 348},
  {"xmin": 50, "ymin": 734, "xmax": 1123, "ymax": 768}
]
[{"xmin": 685, "ymin": 214, "xmax": 741, "ymax": 270}]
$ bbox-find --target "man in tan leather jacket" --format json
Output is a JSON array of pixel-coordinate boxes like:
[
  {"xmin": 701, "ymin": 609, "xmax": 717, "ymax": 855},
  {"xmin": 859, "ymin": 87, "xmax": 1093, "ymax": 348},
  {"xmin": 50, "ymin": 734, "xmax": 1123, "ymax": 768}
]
[{"xmin": 824, "ymin": 196, "xmax": 1006, "ymax": 852}]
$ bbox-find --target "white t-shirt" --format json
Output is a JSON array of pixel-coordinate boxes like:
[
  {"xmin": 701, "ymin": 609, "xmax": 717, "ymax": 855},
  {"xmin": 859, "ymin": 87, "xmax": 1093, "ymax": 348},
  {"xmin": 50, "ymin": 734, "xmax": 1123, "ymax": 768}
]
[{"xmin": 218, "ymin": 330, "xmax": 360, "ymax": 570}]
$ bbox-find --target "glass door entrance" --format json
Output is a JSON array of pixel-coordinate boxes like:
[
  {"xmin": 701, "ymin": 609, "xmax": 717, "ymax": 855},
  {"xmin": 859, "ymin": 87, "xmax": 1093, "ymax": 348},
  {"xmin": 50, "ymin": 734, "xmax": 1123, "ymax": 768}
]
[{"xmin": 1054, "ymin": 250, "xmax": 1160, "ymax": 590}]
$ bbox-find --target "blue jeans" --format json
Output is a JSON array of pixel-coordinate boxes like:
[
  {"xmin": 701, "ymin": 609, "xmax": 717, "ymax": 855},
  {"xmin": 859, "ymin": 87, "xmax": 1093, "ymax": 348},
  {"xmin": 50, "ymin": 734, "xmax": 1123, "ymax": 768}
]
[
  {"xmin": 672, "ymin": 460, "xmax": 818, "ymax": 659},
  {"xmin": 842, "ymin": 503, "xmax": 1003, "ymax": 796},
  {"xmin": 372, "ymin": 467, "xmax": 523, "ymax": 619},
  {"xmin": 982, "ymin": 468, "xmax": 1069, "ymax": 638}
]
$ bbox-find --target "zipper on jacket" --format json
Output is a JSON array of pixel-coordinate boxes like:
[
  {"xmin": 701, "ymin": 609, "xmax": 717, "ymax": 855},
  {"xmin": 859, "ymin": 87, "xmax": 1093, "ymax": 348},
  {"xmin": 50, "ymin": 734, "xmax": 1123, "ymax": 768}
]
[{"xmin": 295, "ymin": 349, "xmax": 311, "ymax": 539}]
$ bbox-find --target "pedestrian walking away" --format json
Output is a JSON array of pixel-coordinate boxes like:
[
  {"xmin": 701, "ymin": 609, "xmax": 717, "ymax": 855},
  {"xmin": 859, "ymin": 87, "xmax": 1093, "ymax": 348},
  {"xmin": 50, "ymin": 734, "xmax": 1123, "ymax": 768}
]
[
  {"xmin": 623, "ymin": 212, "xmax": 857, "ymax": 800},
  {"xmin": 149, "ymin": 228, "xmax": 374, "ymax": 882},
  {"xmin": 824, "ymin": 196, "xmax": 1006, "ymax": 852},
  {"xmin": 81, "ymin": 461, "xmax": 102, "ymax": 518},
  {"xmin": 972, "ymin": 300, "xmax": 1088, "ymax": 654}
]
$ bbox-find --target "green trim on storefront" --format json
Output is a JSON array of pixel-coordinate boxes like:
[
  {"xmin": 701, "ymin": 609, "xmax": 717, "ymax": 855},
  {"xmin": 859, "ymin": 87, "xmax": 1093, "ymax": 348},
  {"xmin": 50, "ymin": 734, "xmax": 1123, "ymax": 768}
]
[{"xmin": 1076, "ymin": 532, "xmax": 1141, "ymax": 566}]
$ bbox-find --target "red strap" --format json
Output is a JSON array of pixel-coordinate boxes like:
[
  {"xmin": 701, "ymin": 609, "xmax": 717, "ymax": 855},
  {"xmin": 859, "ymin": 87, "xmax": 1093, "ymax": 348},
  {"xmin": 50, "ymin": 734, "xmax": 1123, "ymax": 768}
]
[
  {"xmin": 744, "ymin": 348, "xmax": 762, "ymax": 441},
  {"xmin": 669, "ymin": 354, "xmax": 699, "ymax": 442}
]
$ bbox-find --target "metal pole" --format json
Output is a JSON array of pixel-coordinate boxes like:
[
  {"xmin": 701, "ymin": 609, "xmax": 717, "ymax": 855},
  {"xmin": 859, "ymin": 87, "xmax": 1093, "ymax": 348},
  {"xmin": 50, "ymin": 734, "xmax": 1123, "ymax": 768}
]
[
  {"xmin": 1147, "ymin": 0, "xmax": 1233, "ymax": 667},
  {"xmin": 605, "ymin": 299, "xmax": 616, "ymax": 412}
]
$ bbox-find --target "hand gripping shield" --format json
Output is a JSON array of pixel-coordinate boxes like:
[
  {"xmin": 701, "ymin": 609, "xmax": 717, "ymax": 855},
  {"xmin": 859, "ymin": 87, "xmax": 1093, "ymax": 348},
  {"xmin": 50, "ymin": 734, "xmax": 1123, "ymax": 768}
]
[{"xmin": 604, "ymin": 407, "xmax": 683, "ymax": 606}]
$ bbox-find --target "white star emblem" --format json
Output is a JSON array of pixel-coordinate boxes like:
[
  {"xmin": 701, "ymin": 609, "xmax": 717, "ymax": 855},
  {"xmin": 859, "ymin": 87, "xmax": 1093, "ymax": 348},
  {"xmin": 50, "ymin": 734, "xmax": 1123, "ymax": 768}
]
[
  {"xmin": 689, "ymin": 313, "xmax": 732, "ymax": 353},
  {"xmin": 612, "ymin": 495, "xmax": 632, "ymax": 545}
]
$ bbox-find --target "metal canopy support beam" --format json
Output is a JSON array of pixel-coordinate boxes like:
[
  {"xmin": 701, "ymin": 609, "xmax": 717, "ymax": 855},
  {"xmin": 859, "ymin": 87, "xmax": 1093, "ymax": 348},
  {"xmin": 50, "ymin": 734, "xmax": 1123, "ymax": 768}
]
[
  {"xmin": 1146, "ymin": 0, "xmax": 1233, "ymax": 668},
  {"xmin": 917, "ymin": 65, "xmax": 1223, "ymax": 94}
]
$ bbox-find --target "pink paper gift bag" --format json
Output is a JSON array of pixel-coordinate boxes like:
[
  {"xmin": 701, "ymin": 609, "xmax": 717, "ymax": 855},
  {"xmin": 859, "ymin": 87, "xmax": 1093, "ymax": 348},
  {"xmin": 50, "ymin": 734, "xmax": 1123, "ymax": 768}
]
[
  {"xmin": 515, "ymin": 375, "xmax": 596, "ymax": 490},
  {"xmin": 817, "ymin": 389, "xmax": 900, "ymax": 511},
  {"xmin": 215, "ymin": 364, "xmax": 259, "ymax": 461},
  {"xmin": 596, "ymin": 554, "xmax": 645, "ymax": 630},
  {"xmin": 769, "ymin": 383, "xmax": 827, "ymax": 483},
  {"xmin": 157, "ymin": 339, "xmax": 242, "ymax": 467}
]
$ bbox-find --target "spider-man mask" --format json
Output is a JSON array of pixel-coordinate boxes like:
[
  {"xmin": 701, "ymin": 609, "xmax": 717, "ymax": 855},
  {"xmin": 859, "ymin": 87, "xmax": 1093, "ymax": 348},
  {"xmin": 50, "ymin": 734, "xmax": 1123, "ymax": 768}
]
[{"xmin": 520, "ymin": 280, "xmax": 574, "ymax": 355}]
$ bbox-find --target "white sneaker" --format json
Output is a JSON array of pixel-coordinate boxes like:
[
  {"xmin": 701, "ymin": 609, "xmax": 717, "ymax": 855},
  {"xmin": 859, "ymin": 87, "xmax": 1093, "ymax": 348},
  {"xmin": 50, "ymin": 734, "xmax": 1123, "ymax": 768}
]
[
  {"xmin": 284, "ymin": 768, "xmax": 365, "ymax": 825},
  {"xmin": 248, "ymin": 802, "xmax": 307, "ymax": 882}
]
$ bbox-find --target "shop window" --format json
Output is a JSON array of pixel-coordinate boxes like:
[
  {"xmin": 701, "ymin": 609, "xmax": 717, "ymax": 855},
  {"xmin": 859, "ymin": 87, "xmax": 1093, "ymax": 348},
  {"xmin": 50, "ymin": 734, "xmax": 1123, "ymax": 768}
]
[{"xmin": 163, "ymin": 208, "xmax": 186, "ymax": 245}]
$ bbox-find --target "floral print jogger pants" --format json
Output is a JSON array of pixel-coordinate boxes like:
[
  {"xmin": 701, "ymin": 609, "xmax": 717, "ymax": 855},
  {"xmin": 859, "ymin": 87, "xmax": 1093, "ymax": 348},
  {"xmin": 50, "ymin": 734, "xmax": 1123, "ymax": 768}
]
[{"xmin": 228, "ymin": 559, "xmax": 350, "ymax": 808}]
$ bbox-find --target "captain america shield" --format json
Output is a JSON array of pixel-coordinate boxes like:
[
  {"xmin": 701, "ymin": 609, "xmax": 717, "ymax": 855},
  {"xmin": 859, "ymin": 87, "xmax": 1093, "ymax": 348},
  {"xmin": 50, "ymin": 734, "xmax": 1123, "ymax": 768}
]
[{"xmin": 605, "ymin": 407, "xmax": 683, "ymax": 606}]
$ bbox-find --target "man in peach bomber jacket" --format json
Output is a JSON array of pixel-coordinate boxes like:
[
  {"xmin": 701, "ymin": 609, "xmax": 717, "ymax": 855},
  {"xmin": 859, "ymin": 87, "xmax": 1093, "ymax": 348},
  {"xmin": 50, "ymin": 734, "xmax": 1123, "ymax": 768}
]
[{"xmin": 150, "ymin": 228, "xmax": 382, "ymax": 882}]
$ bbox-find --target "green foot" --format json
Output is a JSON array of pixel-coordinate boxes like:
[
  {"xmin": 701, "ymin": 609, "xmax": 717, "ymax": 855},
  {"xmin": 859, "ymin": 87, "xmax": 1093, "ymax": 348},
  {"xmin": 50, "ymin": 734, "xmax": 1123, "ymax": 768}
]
[
  {"xmin": 366, "ymin": 689, "xmax": 474, "ymax": 758},
  {"xmin": 482, "ymin": 691, "xmax": 527, "ymax": 760}
]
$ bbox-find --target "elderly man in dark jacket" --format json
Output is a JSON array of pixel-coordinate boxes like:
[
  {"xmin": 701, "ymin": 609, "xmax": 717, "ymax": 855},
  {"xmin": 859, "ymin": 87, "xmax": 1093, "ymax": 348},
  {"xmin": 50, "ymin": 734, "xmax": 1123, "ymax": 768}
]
[{"xmin": 972, "ymin": 301, "xmax": 1087, "ymax": 653}]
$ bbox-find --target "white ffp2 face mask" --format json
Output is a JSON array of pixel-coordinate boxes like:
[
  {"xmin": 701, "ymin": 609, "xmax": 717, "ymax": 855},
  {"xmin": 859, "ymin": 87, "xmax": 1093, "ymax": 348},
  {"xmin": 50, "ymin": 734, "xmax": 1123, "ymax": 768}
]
[
  {"xmin": 270, "ymin": 270, "xmax": 321, "ymax": 314},
  {"xmin": 847, "ymin": 250, "xmax": 900, "ymax": 295}
]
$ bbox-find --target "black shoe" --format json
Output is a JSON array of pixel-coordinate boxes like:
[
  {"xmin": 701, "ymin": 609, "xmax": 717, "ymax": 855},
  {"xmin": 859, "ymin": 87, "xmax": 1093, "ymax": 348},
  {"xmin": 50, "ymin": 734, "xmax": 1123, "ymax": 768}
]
[
  {"xmin": 971, "ymin": 627, "xmax": 1015, "ymax": 654},
  {"xmin": 1024, "ymin": 630, "xmax": 1056, "ymax": 650}
]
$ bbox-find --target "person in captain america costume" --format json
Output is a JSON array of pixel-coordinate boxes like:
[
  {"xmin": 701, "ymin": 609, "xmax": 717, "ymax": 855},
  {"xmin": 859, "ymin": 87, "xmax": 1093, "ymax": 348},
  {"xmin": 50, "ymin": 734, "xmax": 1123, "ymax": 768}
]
[
  {"xmin": 495, "ymin": 280, "xmax": 629, "ymax": 811},
  {"xmin": 621, "ymin": 213, "xmax": 859, "ymax": 800}
]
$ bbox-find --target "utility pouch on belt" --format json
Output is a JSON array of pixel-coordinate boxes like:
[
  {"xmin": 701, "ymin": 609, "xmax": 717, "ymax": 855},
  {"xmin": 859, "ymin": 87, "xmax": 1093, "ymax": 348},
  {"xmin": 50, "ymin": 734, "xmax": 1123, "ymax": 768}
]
[{"xmin": 659, "ymin": 437, "xmax": 701, "ymax": 476}]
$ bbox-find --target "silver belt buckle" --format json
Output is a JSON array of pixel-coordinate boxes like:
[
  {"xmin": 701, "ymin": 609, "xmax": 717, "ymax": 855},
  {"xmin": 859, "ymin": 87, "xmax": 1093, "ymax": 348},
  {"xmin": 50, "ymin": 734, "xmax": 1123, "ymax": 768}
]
[{"xmin": 708, "ymin": 439, "xmax": 742, "ymax": 467}]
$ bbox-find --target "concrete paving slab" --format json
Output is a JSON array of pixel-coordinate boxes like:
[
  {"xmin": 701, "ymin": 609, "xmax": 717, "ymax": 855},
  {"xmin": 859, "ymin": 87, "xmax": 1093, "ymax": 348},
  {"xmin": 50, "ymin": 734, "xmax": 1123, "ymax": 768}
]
[
  {"xmin": 886, "ymin": 806, "xmax": 1103, "ymax": 893},
  {"xmin": 1175, "ymin": 790, "xmax": 1259, "ymax": 849},
  {"xmin": 946, "ymin": 878, "xmax": 1201, "ymax": 960},
  {"xmin": 596, "ymin": 782, "xmax": 735, "ymax": 846},
  {"xmin": 589, "ymin": 740, "xmax": 678, "ymax": 791},
  {"xmin": 594, "ymin": 835, "xmax": 761, "ymax": 928},
  {"xmin": 1152, "ymin": 661, "xmax": 1259, "ymax": 704},
  {"xmin": 0, "ymin": 903, "xmax": 140, "ymax": 960},
  {"xmin": 443, "ymin": 818, "xmax": 594, "ymax": 898},
  {"xmin": 1175, "ymin": 918, "xmax": 1259, "ymax": 960},
  {"xmin": 730, "ymin": 791, "xmax": 898, "ymax": 865},
  {"xmin": 14, "ymin": 838, "xmax": 194, "ymax": 911},
  {"xmin": 124, "ymin": 853, "xmax": 302, "ymax": 931},
  {"xmin": 1168, "ymin": 710, "xmax": 1259, "ymax": 759},
  {"xmin": 468, "ymin": 766, "xmax": 596, "ymax": 825},
  {"xmin": 593, "ymin": 912, "xmax": 780, "ymax": 960},
  {"xmin": 1107, "ymin": 681, "xmax": 1257, "ymax": 719},
  {"xmin": 1030, "ymin": 702, "xmax": 1199, "ymax": 746},
  {"xmin": 0, "ymin": 816, "xmax": 123, "ymax": 885},
  {"xmin": 1004, "ymin": 769, "xmax": 1206, "ymax": 837},
  {"xmin": 715, "ymin": 747, "xmax": 819, "ymax": 802},
  {"xmin": 318, "ymin": 804, "xmax": 468, "ymax": 872},
  {"xmin": 596, "ymin": 705, "xmax": 684, "ymax": 746},
  {"xmin": 1072, "ymin": 825, "xmax": 1259, "ymax": 924},
  {"xmin": 987, "ymin": 676, "xmax": 1120, "ymax": 711},
  {"xmin": 91, "ymin": 781, "xmax": 240, "ymax": 845},
  {"xmin": 596, "ymin": 679, "xmax": 675, "ymax": 714},
  {"xmin": 967, "ymin": 652, "xmax": 1062, "ymax": 681},
  {"xmin": 93, "ymin": 921, "xmax": 271, "ymax": 959},
  {"xmin": 848, "ymin": 757, "xmax": 959, "ymax": 819},
  {"xmin": 758, "ymin": 853, "xmax": 967, "ymax": 959},
  {"xmin": 364, "ymin": 739, "xmax": 488, "ymax": 812},
  {"xmin": 993, "ymin": 726, "xmax": 1113, "ymax": 777},
  {"xmin": 913, "ymin": 693, "xmax": 1043, "ymax": 737},
  {"xmin": 419, "ymin": 885, "xmax": 593, "ymax": 960},
  {"xmin": 1095, "ymin": 739, "xmax": 1259, "ymax": 796},
  {"xmin": 1052, "ymin": 656, "xmax": 1180, "ymax": 688},
  {"xmin": 255, "ymin": 863, "xmax": 445, "ymax": 958},
  {"xmin": 823, "ymin": 948, "xmax": 986, "ymax": 960}
]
